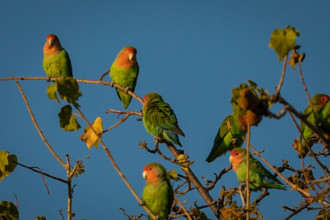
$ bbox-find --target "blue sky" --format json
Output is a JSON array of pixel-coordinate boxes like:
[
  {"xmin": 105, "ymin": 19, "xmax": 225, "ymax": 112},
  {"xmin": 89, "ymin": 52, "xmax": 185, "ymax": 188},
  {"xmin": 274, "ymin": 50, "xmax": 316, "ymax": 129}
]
[{"xmin": 1, "ymin": 1, "xmax": 329, "ymax": 219}]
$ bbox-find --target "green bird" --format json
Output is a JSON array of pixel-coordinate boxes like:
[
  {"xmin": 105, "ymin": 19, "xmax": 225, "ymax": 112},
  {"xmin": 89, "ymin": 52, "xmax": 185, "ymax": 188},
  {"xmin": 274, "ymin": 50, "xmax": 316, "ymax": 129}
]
[
  {"xmin": 142, "ymin": 92, "xmax": 185, "ymax": 146},
  {"xmin": 109, "ymin": 46, "xmax": 139, "ymax": 109},
  {"xmin": 206, "ymin": 112, "xmax": 247, "ymax": 162},
  {"xmin": 43, "ymin": 34, "xmax": 73, "ymax": 77},
  {"xmin": 318, "ymin": 98, "xmax": 330, "ymax": 137},
  {"xmin": 300, "ymin": 94, "xmax": 329, "ymax": 157},
  {"xmin": 229, "ymin": 147, "xmax": 286, "ymax": 191},
  {"xmin": 142, "ymin": 162, "xmax": 174, "ymax": 220}
]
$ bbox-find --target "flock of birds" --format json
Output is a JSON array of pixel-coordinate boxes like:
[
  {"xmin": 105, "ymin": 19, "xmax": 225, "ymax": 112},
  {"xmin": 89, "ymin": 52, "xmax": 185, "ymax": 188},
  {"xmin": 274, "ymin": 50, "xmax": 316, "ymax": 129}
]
[{"xmin": 43, "ymin": 34, "xmax": 329, "ymax": 219}]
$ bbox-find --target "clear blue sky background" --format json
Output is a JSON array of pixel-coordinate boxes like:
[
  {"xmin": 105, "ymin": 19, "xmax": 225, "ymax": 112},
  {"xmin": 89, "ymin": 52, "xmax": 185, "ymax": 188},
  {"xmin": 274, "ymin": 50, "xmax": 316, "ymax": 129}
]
[{"xmin": 1, "ymin": 1, "xmax": 329, "ymax": 219}]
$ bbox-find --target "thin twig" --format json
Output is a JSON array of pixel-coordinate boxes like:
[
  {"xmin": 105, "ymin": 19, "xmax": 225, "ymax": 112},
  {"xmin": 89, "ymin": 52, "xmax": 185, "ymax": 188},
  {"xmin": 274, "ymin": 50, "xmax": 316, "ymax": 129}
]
[
  {"xmin": 174, "ymin": 194, "xmax": 192, "ymax": 220},
  {"xmin": 59, "ymin": 209, "xmax": 65, "ymax": 220},
  {"xmin": 274, "ymin": 55, "xmax": 288, "ymax": 101},
  {"xmin": 246, "ymin": 125, "xmax": 251, "ymax": 219},
  {"xmin": 204, "ymin": 165, "xmax": 232, "ymax": 191},
  {"xmin": 15, "ymin": 81, "xmax": 67, "ymax": 169},
  {"xmin": 66, "ymin": 154, "xmax": 73, "ymax": 220},
  {"xmin": 297, "ymin": 61, "xmax": 318, "ymax": 123},
  {"xmin": 175, "ymin": 179, "xmax": 192, "ymax": 195},
  {"xmin": 311, "ymin": 176, "xmax": 330, "ymax": 184},
  {"xmin": 103, "ymin": 113, "xmax": 131, "ymax": 133},
  {"xmin": 283, "ymin": 203, "xmax": 309, "ymax": 220},
  {"xmin": 15, "ymin": 161, "xmax": 68, "ymax": 184},
  {"xmin": 238, "ymin": 185, "xmax": 246, "ymax": 207},
  {"xmin": 251, "ymin": 189, "xmax": 269, "ymax": 206},
  {"xmin": 99, "ymin": 69, "xmax": 110, "ymax": 81},
  {"xmin": 245, "ymin": 141, "xmax": 312, "ymax": 199}
]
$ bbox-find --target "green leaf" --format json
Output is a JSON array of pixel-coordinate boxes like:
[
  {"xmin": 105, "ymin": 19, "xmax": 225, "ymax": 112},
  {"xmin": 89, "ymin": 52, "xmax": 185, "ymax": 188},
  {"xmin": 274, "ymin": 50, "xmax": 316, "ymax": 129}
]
[
  {"xmin": 269, "ymin": 26, "xmax": 299, "ymax": 61},
  {"xmin": 247, "ymin": 80, "xmax": 257, "ymax": 89},
  {"xmin": 56, "ymin": 77, "xmax": 82, "ymax": 106},
  {"xmin": 58, "ymin": 105, "xmax": 81, "ymax": 131},
  {"xmin": 0, "ymin": 151, "xmax": 17, "ymax": 182},
  {"xmin": 0, "ymin": 201, "xmax": 19, "ymax": 220},
  {"xmin": 46, "ymin": 83, "xmax": 59, "ymax": 102},
  {"xmin": 35, "ymin": 216, "xmax": 47, "ymax": 220}
]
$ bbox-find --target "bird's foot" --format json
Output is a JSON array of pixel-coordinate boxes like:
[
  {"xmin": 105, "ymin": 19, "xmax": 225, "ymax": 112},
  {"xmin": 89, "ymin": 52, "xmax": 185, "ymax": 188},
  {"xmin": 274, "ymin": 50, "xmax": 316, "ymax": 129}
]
[
  {"xmin": 139, "ymin": 201, "xmax": 145, "ymax": 206},
  {"xmin": 231, "ymin": 137, "xmax": 237, "ymax": 145},
  {"xmin": 47, "ymin": 76, "xmax": 51, "ymax": 82}
]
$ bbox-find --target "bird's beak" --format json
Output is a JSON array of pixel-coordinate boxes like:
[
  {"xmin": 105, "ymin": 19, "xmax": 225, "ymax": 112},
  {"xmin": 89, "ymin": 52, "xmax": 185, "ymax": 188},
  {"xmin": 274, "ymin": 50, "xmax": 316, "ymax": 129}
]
[
  {"xmin": 229, "ymin": 155, "xmax": 233, "ymax": 163},
  {"xmin": 128, "ymin": 53, "xmax": 134, "ymax": 61},
  {"xmin": 142, "ymin": 171, "xmax": 147, "ymax": 179},
  {"xmin": 48, "ymin": 38, "xmax": 54, "ymax": 47}
]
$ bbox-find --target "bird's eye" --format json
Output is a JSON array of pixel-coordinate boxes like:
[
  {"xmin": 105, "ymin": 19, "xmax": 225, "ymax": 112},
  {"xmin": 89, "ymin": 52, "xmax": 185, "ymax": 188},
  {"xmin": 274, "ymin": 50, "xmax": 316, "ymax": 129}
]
[
  {"xmin": 235, "ymin": 153, "xmax": 239, "ymax": 156},
  {"xmin": 149, "ymin": 167, "xmax": 152, "ymax": 170}
]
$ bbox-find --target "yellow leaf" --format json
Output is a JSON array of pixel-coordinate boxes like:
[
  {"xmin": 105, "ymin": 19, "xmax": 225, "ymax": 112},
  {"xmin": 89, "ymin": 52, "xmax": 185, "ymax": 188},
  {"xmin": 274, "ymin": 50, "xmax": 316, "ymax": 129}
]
[
  {"xmin": 80, "ymin": 117, "xmax": 103, "ymax": 150},
  {"xmin": 177, "ymin": 154, "xmax": 191, "ymax": 171}
]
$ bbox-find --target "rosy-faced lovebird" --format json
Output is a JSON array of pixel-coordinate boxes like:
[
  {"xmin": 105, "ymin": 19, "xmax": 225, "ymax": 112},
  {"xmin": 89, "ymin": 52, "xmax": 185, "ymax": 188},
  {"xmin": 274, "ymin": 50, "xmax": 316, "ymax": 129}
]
[
  {"xmin": 229, "ymin": 147, "xmax": 286, "ymax": 191},
  {"xmin": 43, "ymin": 34, "xmax": 73, "ymax": 77},
  {"xmin": 109, "ymin": 46, "xmax": 139, "ymax": 109},
  {"xmin": 142, "ymin": 92, "xmax": 185, "ymax": 146},
  {"xmin": 206, "ymin": 112, "xmax": 247, "ymax": 162},
  {"xmin": 300, "ymin": 94, "xmax": 329, "ymax": 157},
  {"xmin": 142, "ymin": 162, "xmax": 174, "ymax": 220}
]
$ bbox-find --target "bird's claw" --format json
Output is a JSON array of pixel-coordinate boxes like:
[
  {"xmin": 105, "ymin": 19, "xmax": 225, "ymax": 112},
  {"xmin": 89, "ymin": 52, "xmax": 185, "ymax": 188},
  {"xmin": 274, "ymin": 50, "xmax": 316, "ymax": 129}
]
[
  {"xmin": 47, "ymin": 76, "xmax": 51, "ymax": 82},
  {"xmin": 139, "ymin": 201, "xmax": 145, "ymax": 206},
  {"xmin": 124, "ymin": 87, "xmax": 130, "ymax": 94}
]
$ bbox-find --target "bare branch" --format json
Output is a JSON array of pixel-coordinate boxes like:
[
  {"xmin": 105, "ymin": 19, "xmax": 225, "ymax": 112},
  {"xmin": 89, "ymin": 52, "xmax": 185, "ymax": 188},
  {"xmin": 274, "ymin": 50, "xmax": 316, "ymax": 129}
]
[
  {"xmin": 15, "ymin": 161, "xmax": 68, "ymax": 184},
  {"xmin": 251, "ymin": 189, "xmax": 269, "ymax": 206},
  {"xmin": 2, "ymin": 76, "xmax": 144, "ymax": 104},
  {"xmin": 175, "ymin": 179, "xmax": 192, "ymax": 195},
  {"xmin": 164, "ymin": 142, "xmax": 225, "ymax": 220},
  {"xmin": 246, "ymin": 125, "xmax": 251, "ymax": 220},
  {"xmin": 103, "ymin": 113, "xmax": 131, "ymax": 134},
  {"xmin": 174, "ymin": 194, "xmax": 192, "ymax": 220},
  {"xmin": 15, "ymin": 81, "xmax": 67, "ymax": 169},
  {"xmin": 274, "ymin": 55, "xmax": 288, "ymax": 101},
  {"xmin": 66, "ymin": 154, "xmax": 74, "ymax": 220},
  {"xmin": 204, "ymin": 165, "xmax": 232, "ymax": 191},
  {"xmin": 245, "ymin": 141, "xmax": 314, "ymax": 199},
  {"xmin": 99, "ymin": 69, "xmax": 110, "ymax": 81},
  {"xmin": 283, "ymin": 203, "xmax": 309, "ymax": 220}
]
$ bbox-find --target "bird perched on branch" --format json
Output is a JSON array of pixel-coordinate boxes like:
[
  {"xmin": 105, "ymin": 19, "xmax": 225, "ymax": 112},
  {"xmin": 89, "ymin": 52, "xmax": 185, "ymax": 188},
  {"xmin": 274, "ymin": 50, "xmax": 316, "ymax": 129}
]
[
  {"xmin": 229, "ymin": 147, "xmax": 286, "ymax": 191},
  {"xmin": 300, "ymin": 93, "xmax": 329, "ymax": 157},
  {"xmin": 142, "ymin": 162, "xmax": 173, "ymax": 220},
  {"xmin": 206, "ymin": 112, "xmax": 247, "ymax": 162},
  {"xmin": 43, "ymin": 34, "xmax": 73, "ymax": 78},
  {"xmin": 109, "ymin": 46, "xmax": 139, "ymax": 109},
  {"xmin": 142, "ymin": 92, "xmax": 185, "ymax": 146}
]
